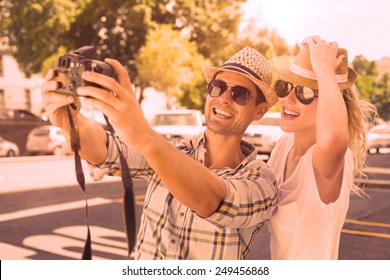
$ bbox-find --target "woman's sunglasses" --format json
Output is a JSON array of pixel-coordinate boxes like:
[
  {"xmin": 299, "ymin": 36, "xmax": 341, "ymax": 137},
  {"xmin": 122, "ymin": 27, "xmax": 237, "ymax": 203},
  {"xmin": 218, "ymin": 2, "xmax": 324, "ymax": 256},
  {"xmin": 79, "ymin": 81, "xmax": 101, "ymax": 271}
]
[
  {"xmin": 208, "ymin": 79, "xmax": 254, "ymax": 105},
  {"xmin": 275, "ymin": 80, "xmax": 318, "ymax": 105}
]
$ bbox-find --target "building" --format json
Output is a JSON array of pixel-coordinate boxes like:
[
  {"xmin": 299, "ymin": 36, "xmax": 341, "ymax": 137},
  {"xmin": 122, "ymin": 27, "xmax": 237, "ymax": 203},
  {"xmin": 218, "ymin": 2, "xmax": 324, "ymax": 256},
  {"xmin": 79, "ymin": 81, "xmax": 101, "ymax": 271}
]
[{"xmin": 0, "ymin": 47, "xmax": 44, "ymax": 116}]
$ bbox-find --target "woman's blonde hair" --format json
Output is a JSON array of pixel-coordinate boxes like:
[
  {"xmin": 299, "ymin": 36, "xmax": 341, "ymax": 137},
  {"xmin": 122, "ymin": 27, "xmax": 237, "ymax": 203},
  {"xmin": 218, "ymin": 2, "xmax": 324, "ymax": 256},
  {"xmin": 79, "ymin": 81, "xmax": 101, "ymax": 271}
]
[{"xmin": 343, "ymin": 85, "xmax": 377, "ymax": 194}]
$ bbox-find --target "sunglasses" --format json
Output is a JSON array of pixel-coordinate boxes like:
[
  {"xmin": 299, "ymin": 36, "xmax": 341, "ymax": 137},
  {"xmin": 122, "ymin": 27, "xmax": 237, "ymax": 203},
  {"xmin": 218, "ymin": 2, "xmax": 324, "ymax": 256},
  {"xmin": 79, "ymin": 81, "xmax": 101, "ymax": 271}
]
[
  {"xmin": 275, "ymin": 80, "xmax": 318, "ymax": 105},
  {"xmin": 207, "ymin": 79, "xmax": 254, "ymax": 105}
]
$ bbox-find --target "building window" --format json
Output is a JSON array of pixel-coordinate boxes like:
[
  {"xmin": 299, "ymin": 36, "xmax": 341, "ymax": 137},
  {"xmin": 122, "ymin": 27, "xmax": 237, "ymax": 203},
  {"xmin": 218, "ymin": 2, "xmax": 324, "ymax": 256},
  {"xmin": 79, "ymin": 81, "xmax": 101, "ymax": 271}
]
[
  {"xmin": 0, "ymin": 55, "xmax": 3, "ymax": 77},
  {"xmin": 24, "ymin": 89, "xmax": 31, "ymax": 110},
  {"xmin": 0, "ymin": 89, "xmax": 4, "ymax": 111}
]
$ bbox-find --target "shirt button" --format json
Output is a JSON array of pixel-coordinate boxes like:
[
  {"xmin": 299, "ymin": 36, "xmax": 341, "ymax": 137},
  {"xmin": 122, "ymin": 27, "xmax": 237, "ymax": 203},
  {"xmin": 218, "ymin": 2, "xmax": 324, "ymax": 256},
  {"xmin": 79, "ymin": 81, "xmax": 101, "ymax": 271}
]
[
  {"xmin": 171, "ymin": 239, "xmax": 176, "ymax": 244},
  {"xmin": 179, "ymin": 212, "xmax": 184, "ymax": 217}
]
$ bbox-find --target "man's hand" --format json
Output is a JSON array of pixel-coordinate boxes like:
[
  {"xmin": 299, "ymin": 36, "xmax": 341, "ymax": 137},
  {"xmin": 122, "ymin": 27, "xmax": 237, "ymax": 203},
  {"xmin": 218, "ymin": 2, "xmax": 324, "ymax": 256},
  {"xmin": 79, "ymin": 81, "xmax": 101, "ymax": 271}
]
[
  {"xmin": 41, "ymin": 69, "xmax": 82, "ymax": 131},
  {"xmin": 76, "ymin": 58, "xmax": 154, "ymax": 151}
]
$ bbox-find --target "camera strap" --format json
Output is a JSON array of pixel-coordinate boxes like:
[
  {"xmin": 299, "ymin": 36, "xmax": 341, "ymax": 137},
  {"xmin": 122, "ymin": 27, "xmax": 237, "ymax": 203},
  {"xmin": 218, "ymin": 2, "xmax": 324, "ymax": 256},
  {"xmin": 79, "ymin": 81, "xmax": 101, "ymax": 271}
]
[
  {"xmin": 66, "ymin": 105, "xmax": 91, "ymax": 259},
  {"xmin": 66, "ymin": 105, "xmax": 136, "ymax": 260}
]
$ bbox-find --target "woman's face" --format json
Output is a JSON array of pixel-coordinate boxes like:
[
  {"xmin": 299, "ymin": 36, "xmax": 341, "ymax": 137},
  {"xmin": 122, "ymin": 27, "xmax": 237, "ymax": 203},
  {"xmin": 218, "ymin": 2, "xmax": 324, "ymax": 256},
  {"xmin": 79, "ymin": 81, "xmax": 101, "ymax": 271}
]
[{"xmin": 278, "ymin": 84, "xmax": 318, "ymax": 135}]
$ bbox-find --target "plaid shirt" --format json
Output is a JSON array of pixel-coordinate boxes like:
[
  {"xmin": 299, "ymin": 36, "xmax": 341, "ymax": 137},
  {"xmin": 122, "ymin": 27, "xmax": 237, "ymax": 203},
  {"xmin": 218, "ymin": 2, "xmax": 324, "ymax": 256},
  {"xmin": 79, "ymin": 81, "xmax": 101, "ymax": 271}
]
[{"xmin": 88, "ymin": 132, "xmax": 277, "ymax": 260}]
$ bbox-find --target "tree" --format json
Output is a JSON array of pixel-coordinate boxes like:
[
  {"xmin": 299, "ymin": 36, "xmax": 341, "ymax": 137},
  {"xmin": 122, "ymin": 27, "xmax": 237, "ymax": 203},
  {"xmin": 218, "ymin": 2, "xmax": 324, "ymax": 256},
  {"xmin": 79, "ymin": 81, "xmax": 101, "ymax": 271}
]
[
  {"xmin": 353, "ymin": 55, "xmax": 390, "ymax": 121},
  {"xmin": 373, "ymin": 73, "xmax": 390, "ymax": 120},
  {"xmin": 137, "ymin": 24, "xmax": 209, "ymax": 109},
  {"xmin": 1, "ymin": 0, "xmax": 243, "ymax": 77},
  {"xmin": 0, "ymin": 0, "xmax": 90, "ymax": 76}
]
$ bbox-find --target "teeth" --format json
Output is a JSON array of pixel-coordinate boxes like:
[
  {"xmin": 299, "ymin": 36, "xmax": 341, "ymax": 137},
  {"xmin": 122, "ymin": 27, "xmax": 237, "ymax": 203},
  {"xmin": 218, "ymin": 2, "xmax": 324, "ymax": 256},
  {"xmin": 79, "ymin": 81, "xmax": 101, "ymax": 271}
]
[
  {"xmin": 215, "ymin": 108, "xmax": 233, "ymax": 118},
  {"xmin": 284, "ymin": 108, "xmax": 299, "ymax": 117}
]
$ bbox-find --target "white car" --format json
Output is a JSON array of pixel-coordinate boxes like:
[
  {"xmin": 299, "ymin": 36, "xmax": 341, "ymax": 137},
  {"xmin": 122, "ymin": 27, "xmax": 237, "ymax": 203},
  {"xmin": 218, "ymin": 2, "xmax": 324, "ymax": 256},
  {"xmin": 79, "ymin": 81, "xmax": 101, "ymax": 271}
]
[
  {"xmin": 0, "ymin": 136, "xmax": 20, "ymax": 157},
  {"xmin": 243, "ymin": 112, "xmax": 284, "ymax": 155},
  {"xmin": 151, "ymin": 109, "xmax": 204, "ymax": 141},
  {"xmin": 367, "ymin": 124, "xmax": 390, "ymax": 153},
  {"xmin": 25, "ymin": 125, "xmax": 71, "ymax": 156}
]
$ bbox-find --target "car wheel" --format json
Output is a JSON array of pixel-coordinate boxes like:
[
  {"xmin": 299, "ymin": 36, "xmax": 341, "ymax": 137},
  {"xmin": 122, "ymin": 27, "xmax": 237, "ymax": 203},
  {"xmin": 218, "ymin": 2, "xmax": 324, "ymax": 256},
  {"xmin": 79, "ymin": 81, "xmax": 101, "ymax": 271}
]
[
  {"xmin": 53, "ymin": 146, "xmax": 65, "ymax": 156},
  {"xmin": 6, "ymin": 150, "xmax": 16, "ymax": 157}
]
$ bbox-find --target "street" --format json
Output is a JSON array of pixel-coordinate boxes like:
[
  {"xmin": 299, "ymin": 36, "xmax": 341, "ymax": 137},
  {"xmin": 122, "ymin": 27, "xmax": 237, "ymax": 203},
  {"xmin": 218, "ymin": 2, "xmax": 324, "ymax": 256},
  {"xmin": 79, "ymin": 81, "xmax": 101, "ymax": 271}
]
[{"xmin": 0, "ymin": 153, "xmax": 389, "ymax": 260}]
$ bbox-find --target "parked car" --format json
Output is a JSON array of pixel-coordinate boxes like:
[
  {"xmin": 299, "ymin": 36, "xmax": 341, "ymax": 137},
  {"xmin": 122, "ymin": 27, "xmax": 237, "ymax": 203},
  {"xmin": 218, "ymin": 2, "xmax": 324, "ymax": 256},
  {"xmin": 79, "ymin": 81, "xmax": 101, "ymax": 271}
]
[
  {"xmin": 25, "ymin": 125, "xmax": 71, "ymax": 156},
  {"xmin": 0, "ymin": 109, "xmax": 44, "ymax": 122},
  {"xmin": 243, "ymin": 112, "xmax": 284, "ymax": 155},
  {"xmin": 0, "ymin": 136, "xmax": 20, "ymax": 157},
  {"xmin": 151, "ymin": 109, "xmax": 204, "ymax": 141},
  {"xmin": 367, "ymin": 124, "xmax": 390, "ymax": 153},
  {"xmin": 0, "ymin": 109, "xmax": 49, "ymax": 156}
]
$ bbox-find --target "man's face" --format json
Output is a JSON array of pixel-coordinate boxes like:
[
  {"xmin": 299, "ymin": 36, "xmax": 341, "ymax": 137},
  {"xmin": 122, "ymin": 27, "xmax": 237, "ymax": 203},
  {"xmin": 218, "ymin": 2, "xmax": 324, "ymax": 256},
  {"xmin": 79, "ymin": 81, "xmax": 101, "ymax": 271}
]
[{"xmin": 204, "ymin": 71, "xmax": 266, "ymax": 136}]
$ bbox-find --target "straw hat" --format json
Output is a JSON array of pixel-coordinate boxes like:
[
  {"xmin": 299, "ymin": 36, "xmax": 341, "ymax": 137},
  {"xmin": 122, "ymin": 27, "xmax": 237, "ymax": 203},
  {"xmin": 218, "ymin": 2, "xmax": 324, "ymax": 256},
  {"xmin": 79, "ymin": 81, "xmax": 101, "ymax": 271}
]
[
  {"xmin": 277, "ymin": 44, "xmax": 357, "ymax": 90},
  {"xmin": 202, "ymin": 47, "xmax": 277, "ymax": 106}
]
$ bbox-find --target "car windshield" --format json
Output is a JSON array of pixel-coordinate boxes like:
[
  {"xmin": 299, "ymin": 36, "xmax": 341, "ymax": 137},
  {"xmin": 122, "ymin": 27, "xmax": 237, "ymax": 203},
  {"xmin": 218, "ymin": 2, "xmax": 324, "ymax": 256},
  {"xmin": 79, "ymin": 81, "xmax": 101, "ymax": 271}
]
[
  {"xmin": 152, "ymin": 114, "xmax": 197, "ymax": 126},
  {"xmin": 32, "ymin": 129, "xmax": 51, "ymax": 136},
  {"xmin": 372, "ymin": 128, "xmax": 390, "ymax": 134},
  {"xmin": 252, "ymin": 117, "xmax": 280, "ymax": 126}
]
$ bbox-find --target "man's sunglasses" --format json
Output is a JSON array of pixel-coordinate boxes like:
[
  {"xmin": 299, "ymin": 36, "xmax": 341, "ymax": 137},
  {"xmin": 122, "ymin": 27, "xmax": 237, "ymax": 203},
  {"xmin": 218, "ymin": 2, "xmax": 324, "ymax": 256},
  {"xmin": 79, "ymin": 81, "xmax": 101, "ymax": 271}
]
[
  {"xmin": 275, "ymin": 80, "xmax": 318, "ymax": 105},
  {"xmin": 207, "ymin": 79, "xmax": 254, "ymax": 106}
]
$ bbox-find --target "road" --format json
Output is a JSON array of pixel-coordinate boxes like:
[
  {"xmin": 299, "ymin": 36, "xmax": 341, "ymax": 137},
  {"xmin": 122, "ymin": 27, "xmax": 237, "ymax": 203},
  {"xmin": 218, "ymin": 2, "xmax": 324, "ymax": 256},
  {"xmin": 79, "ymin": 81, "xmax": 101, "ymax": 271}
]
[{"xmin": 0, "ymin": 153, "xmax": 389, "ymax": 260}]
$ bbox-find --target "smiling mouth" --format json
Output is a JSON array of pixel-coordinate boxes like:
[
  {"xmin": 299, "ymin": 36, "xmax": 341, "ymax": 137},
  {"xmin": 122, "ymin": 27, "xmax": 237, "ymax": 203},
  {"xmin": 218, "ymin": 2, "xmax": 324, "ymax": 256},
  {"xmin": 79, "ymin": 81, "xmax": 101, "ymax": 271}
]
[
  {"xmin": 283, "ymin": 107, "xmax": 300, "ymax": 117},
  {"xmin": 214, "ymin": 108, "xmax": 234, "ymax": 118}
]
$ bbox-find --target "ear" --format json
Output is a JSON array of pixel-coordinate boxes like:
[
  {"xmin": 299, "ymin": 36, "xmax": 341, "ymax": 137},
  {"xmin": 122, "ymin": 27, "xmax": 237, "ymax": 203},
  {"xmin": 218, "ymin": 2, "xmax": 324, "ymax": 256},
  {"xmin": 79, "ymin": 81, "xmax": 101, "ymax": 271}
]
[{"xmin": 254, "ymin": 103, "xmax": 270, "ymax": 121}]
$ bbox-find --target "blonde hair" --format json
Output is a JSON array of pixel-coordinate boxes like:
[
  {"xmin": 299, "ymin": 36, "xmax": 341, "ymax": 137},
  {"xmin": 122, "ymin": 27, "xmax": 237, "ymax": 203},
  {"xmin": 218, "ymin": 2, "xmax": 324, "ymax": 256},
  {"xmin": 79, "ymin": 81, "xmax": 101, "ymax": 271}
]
[{"xmin": 343, "ymin": 85, "xmax": 377, "ymax": 194}]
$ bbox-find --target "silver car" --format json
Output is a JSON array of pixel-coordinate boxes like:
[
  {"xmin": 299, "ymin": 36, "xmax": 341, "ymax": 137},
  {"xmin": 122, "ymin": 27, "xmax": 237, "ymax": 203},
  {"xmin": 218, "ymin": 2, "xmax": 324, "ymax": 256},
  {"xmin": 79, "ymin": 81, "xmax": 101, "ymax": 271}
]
[
  {"xmin": 151, "ymin": 110, "xmax": 204, "ymax": 142},
  {"xmin": 25, "ymin": 125, "xmax": 71, "ymax": 156},
  {"xmin": 367, "ymin": 124, "xmax": 390, "ymax": 153},
  {"xmin": 243, "ymin": 112, "xmax": 284, "ymax": 155},
  {"xmin": 0, "ymin": 136, "xmax": 19, "ymax": 157}
]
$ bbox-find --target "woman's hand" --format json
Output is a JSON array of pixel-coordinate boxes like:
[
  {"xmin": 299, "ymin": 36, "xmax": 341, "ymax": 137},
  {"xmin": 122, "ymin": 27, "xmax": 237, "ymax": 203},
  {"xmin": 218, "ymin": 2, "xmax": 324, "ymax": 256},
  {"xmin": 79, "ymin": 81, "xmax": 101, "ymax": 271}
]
[{"xmin": 301, "ymin": 35, "xmax": 344, "ymax": 75}]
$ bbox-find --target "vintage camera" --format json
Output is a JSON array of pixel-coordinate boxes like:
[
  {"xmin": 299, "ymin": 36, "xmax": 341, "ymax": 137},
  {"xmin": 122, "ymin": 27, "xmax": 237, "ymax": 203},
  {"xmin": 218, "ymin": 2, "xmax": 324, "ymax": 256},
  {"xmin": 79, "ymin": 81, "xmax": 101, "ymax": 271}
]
[{"xmin": 53, "ymin": 46, "xmax": 116, "ymax": 96}]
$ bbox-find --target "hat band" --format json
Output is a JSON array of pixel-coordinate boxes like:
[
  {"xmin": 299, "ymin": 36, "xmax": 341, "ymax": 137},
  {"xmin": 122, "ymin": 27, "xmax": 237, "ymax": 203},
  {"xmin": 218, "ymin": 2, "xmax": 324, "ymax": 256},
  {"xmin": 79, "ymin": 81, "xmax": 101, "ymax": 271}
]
[
  {"xmin": 289, "ymin": 63, "xmax": 348, "ymax": 83},
  {"xmin": 221, "ymin": 63, "xmax": 263, "ymax": 82}
]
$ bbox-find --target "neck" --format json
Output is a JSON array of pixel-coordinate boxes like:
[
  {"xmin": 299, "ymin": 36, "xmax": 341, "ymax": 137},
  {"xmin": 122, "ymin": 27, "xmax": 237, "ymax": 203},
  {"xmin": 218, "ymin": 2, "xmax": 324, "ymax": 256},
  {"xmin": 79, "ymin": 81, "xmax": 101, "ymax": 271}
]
[
  {"xmin": 204, "ymin": 129, "xmax": 245, "ymax": 169},
  {"xmin": 293, "ymin": 130, "xmax": 316, "ymax": 158}
]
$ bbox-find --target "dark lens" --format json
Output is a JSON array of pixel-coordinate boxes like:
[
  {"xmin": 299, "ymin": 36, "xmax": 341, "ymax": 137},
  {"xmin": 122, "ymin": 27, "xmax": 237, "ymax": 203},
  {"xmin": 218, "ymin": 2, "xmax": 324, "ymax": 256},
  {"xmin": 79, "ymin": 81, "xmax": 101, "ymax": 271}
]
[
  {"xmin": 231, "ymin": 86, "xmax": 251, "ymax": 105},
  {"xmin": 208, "ymin": 79, "xmax": 227, "ymax": 97},
  {"xmin": 275, "ymin": 80, "xmax": 292, "ymax": 98},
  {"xmin": 295, "ymin": 86, "xmax": 315, "ymax": 105}
]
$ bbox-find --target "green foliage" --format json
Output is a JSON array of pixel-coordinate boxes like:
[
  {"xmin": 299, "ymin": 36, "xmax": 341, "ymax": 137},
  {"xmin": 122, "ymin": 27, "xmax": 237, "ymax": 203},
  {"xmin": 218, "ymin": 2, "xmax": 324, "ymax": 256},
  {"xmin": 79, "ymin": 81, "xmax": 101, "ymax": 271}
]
[
  {"xmin": 137, "ymin": 24, "xmax": 209, "ymax": 109},
  {"xmin": 0, "ymin": 0, "xmax": 89, "ymax": 76},
  {"xmin": 4, "ymin": 0, "xmax": 356, "ymax": 112},
  {"xmin": 353, "ymin": 55, "xmax": 390, "ymax": 121},
  {"xmin": 373, "ymin": 73, "xmax": 390, "ymax": 120},
  {"xmin": 237, "ymin": 22, "xmax": 291, "ymax": 59}
]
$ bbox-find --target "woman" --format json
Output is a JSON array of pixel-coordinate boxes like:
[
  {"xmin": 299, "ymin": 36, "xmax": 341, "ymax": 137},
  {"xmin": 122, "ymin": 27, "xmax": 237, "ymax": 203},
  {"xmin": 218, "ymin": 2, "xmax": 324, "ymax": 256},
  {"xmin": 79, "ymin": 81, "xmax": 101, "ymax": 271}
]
[{"xmin": 267, "ymin": 36, "xmax": 376, "ymax": 259}]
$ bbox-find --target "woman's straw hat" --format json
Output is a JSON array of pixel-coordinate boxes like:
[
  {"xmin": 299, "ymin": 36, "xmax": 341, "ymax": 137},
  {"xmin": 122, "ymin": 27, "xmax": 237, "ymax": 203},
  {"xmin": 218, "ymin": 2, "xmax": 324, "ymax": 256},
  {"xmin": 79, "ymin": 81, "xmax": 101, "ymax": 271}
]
[
  {"xmin": 277, "ymin": 44, "xmax": 357, "ymax": 90},
  {"xmin": 202, "ymin": 47, "xmax": 277, "ymax": 106}
]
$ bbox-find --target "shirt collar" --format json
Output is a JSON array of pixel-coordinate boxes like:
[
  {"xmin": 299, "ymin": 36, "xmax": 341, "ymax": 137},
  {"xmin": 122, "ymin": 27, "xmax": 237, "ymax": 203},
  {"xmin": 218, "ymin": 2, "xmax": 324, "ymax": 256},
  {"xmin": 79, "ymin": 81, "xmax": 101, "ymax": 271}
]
[{"xmin": 195, "ymin": 131, "xmax": 257, "ymax": 170}]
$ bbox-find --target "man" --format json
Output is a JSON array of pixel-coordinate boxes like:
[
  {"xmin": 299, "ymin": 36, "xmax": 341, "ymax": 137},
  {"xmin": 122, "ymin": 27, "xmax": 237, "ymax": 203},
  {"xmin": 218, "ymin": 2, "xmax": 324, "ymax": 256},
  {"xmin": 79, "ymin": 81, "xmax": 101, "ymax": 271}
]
[{"xmin": 41, "ymin": 47, "xmax": 278, "ymax": 259}]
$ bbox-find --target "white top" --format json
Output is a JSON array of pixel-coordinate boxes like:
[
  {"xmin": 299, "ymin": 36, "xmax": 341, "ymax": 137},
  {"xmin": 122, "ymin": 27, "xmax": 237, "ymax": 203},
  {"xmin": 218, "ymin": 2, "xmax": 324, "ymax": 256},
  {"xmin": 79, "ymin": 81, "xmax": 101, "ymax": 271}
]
[{"xmin": 267, "ymin": 133, "xmax": 353, "ymax": 259}]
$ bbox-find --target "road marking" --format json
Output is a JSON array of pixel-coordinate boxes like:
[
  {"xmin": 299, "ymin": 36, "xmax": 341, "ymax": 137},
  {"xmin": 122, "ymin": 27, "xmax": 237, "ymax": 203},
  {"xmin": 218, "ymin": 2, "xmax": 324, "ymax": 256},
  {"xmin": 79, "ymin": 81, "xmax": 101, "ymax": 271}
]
[
  {"xmin": 345, "ymin": 218, "xmax": 390, "ymax": 228},
  {"xmin": 0, "ymin": 195, "xmax": 145, "ymax": 223},
  {"xmin": 1, "ymin": 225, "xmax": 134, "ymax": 260},
  {"xmin": 55, "ymin": 225, "xmax": 127, "ymax": 249},
  {"xmin": 364, "ymin": 167, "xmax": 390, "ymax": 175},
  {"xmin": 354, "ymin": 178, "xmax": 390, "ymax": 186},
  {"xmin": 113, "ymin": 195, "xmax": 145, "ymax": 206},
  {"xmin": 0, "ymin": 197, "xmax": 113, "ymax": 222},
  {"xmin": 343, "ymin": 219, "xmax": 390, "ymax": 239},
  {"xmin": 342, "ymin": 229, "xmax": 390, "ymax": 239},
  {"xmin": 0, "ymin": 242, "xmax": 36, "ymax": 260}
]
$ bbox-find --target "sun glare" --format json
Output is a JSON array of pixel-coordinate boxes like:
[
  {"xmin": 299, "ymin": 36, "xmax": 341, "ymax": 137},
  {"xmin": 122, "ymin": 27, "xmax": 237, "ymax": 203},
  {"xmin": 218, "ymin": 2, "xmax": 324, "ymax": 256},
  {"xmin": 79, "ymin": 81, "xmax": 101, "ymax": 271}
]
[{"xmin": 242, "ymin": 0, "xmax": 301, "ymax": 45}]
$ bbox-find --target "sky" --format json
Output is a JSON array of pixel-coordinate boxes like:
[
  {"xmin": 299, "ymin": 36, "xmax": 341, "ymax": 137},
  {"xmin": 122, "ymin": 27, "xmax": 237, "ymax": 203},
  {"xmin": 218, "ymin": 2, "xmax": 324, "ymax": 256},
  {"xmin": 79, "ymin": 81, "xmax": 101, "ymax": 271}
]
[{"xmin": 241, "ymin": 0, "xmax": 390, "ymax": 61}]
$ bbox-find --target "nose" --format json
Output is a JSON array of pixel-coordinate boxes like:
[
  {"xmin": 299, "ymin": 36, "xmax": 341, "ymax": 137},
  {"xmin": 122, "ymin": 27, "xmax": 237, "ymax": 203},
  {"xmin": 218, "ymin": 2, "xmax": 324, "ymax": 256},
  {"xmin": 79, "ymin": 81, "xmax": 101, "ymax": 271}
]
[
  {"xmin": 217, "ymin": 87, "xmax": 234, "ymax": 104},
  {"xmin": 283, "ymin": 88, "xmax": 297, "ymax": 104}
]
